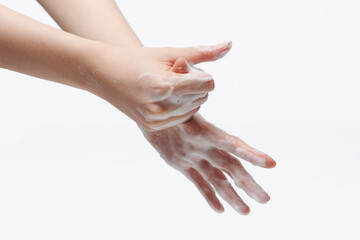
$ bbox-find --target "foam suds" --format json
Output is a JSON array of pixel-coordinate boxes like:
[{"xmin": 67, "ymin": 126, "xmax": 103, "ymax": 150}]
[
  {"xmin": 149, "ymin": 115, "xmax": 192, "ymax": 130},
  {"xmin": 136, "ymin": 70, "xmax": 212, "ymax": 128},
  {"xmin": 136, "ymin": 73, "xmax": 174, "ymax": 102},
  {"xmin": 234, "ymin": 148, "xmax": 267, "ymax": 168},
  {"xmin": 136, "ymin": 94, "xmax": 205, "ymax": 122},
  {"xmin": 140, "ymin": 113, "xmax": 273, "ymax": 213},
  {"xmin": 132, "ymin": 42, "xmax": 235, "ymax": 129}
]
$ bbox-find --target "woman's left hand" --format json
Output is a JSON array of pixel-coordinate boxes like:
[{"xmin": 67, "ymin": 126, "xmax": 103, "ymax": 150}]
[{"xmin": 141, "ymin": 113, "xmax": 276, "ymax": 214}]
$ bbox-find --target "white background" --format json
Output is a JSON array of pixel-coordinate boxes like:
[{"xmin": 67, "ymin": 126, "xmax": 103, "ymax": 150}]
[{"xmin": 1, "ymin": 0, "xmax": 359, "ymax": 239}]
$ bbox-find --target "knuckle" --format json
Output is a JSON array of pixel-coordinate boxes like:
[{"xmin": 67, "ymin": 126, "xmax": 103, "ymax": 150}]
[
  {"xmin": 225, "ymin": 134, "xmax": 240, "ymax": 148},
  {"xmin": 195, "ymin": 77, "xmax": 215, "ymax": 92},
  {"xmin": 232, "ymin": 135, "xmax": 246, "ymax": 149},
  {"xmin": 151, "ymin": 82, "xmax": 173, "ymax": 99},
  {"xmin": 239, "ymin": 179, "xmax": 247, "ymax": 187},
  {"xmin": 142, "ymin": 102, "xmax": 165, "ymax": 116},
  {"xmin": 235, "ymin": 176, "xmax": 249, "ymax": 188},
  {"xmin": 205, "ymin": 79, "xmax": 215, "ymax": 91}
]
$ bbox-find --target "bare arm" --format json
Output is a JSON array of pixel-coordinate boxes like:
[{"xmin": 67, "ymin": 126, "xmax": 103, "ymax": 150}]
[
  {"xmin": 36, "ymin": 0, "xmax": 142, "ymax": 46},
  {"xmin": 0, "ymin": 4, "xmax": 98, "ymax": 91},
  {"xmin": 1, "ymin": 2, "xmax": 225, "ymax": 130},
  {"xmin": 36, "ymin": 0, "xmax": 276, "ymax": 214}
]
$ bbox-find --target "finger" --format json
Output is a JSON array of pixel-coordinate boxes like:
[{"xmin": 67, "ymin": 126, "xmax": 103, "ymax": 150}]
[
  {"xmin": 190, "ymin": 93, "xmax": 208, "ymax": 105},
  {"xmin": 137, "ymin": 72, "xmax": 175, "ymax": 102},
  {"xmin": 197, "ymin": 159, "xmax": 250, "ymax": 215},
  {"xmin": 138, "ymin": 94, "xmax": 208, "ymax": 121},
  {"xmin": 207, "ymin": 149, "xmax": 271, "ymax": 204},
  {"xmin": 182, "ymin": 114, "xmax": 276, "ymax": 169},
  {"xmin": 169, "ymin": 57, "xmax": 215, "ymax": 95},
  {"xmin": 141, "ymin": 106, "xmax": 200, "ymax": 131},
  {"xmin": 184, "ymin": 167, "xmax": 224, "ymax": 213},
  {"xmin": 171, "ymin": 72, "xmax": 215, "ymax": 95},
  {"xmin": 201, "ymin": 123, "xmax": 276, "ymax": 168},
  {"xmin": 167, "ymin": 92, "xmax": 208, "ymax": 105},
  {"xmin": 220, "ymin": 134, "xmax": 276, "ymax": 168},
  {"xmin": 171, "ymin": 41, "xmax": 232, "ymax": 65},
  {"xmin": 170, "ymin": 57, "xmax": 191, "ymax": 73}
]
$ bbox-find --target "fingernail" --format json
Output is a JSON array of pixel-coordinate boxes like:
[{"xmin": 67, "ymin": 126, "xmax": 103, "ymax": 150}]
[
  {"xmin": 266, "ymin": 157, "xmax": 277, "ymax": 168},
  {"xmin": 213, "ymin": 41, "xmax": 232, "ymax": 60},
  {"xmin": 214, "ymin": 41, "xmax": 232, "ymax": 50}
]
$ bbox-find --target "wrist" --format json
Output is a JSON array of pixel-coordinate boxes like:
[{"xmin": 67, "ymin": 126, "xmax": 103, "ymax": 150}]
[
  {"xmin": 72, "ymin": 39, "xmax": 110, "ymax": 96},
  {"xmin": 80, "ymin": 43, "xmax": 146, "ymax": 100}
]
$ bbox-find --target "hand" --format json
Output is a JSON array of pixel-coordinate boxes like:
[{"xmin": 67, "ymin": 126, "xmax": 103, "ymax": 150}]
[
  {"xmin": 84, "ymin": 42, "xmax": 232, "ymax": 130},
  {"xmin": 140, "ymin": 113, "xmax": 276, "ymax": 214}
]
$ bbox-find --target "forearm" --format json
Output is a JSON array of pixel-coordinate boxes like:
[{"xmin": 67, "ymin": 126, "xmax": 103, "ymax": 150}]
[
  {"xmin": 37, "ymin": 0, "xmax": 142, "ymax": 47},
  {"xmin": 0, "ymin": 4, "xmax": 101, "ymax": 93},
  {"xmin": 34, "ymin": 1, "xmax": 229, "ymax": 130}
]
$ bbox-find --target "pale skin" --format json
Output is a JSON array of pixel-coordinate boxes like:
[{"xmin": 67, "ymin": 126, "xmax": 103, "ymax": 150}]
[
  {"xmin": 0, "ymin": 1, "xmax": 276, "ymax": 214},
  {"xmin": 0, "ymin": 3, "xmax": 227, "ymax": 130}
]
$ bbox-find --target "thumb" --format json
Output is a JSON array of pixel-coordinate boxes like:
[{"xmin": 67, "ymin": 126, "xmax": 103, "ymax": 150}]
[
  {"xmin": 171, "ymin": 41, "xmax": 232, "ymax": 65},
  {"xmin": 170, "ymin": 57, "xmax": 191, "ymax": 73}
]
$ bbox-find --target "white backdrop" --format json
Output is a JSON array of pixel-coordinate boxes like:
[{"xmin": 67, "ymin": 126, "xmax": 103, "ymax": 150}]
[{"xmin": 0, "ymin": 0, "xmax": 359, "ymax": 239}]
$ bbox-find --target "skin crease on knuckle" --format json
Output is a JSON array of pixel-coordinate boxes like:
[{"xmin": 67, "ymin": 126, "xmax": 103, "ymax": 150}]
[{"xmin": 140, "ymin": 114, "xmax": 274, "ymax": 214}]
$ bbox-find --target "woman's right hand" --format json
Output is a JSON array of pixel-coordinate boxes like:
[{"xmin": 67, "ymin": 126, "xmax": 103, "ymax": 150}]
[{"xmin": 82, "ymin": 42, "xmax": 232, "ymax": 130}]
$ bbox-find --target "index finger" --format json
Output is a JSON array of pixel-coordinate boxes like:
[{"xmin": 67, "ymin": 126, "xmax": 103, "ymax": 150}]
[
  {"xmin": 217, "ymin": 134, "xmax": 276, "ymax": 168},
  {"xmin": 191, "ymin": 114, "xmax": 276, "ymax": 168}
]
